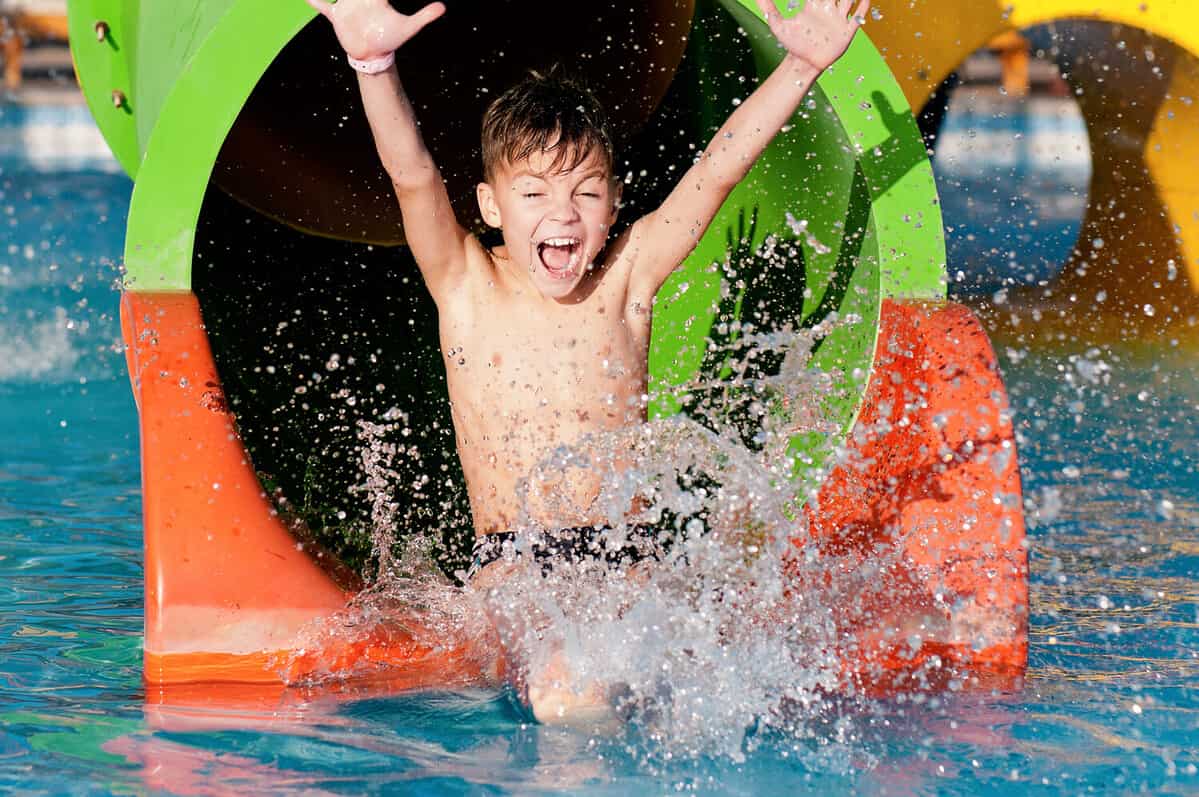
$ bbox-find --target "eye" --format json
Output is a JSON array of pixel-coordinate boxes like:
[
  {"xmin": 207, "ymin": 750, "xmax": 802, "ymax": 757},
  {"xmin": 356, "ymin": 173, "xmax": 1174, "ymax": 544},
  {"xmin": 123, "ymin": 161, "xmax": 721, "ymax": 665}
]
[
  {"xmin": 522, "ymin": 192, "xmax": 544, "ymax": 199},
  {"xmin": 577, "ymin": 191, "xmax": 601, "ymax": 199}
]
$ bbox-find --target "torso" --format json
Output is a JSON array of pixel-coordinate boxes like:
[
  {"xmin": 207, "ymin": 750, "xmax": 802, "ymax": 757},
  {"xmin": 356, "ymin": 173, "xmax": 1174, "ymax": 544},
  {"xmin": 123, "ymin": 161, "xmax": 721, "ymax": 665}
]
[{"xmin": 434, "ymin": 231, "xmax": 652, "ymax": 534}]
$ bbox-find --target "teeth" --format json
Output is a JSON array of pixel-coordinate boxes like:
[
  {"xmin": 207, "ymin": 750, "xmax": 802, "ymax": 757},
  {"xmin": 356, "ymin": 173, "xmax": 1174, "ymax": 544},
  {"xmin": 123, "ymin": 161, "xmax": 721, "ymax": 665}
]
[{"xmin": 543, "ymin": 237, "xmax": 580, "ymax": 247}]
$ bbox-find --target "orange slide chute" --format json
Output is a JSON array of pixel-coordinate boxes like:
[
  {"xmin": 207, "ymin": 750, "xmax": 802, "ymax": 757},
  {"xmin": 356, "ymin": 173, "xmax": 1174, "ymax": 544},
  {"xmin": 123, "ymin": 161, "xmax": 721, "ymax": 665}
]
[
  {"xmin": 122, "ymin": 292, "xmax": 491, "ymax": 690},
  {"xmin": 123, "ymin": 293, "xmax": 1026, "ymax": 693},
  {"xmin": 806, "ymin": 301, "xmax": 1028, "ymax": 693}
]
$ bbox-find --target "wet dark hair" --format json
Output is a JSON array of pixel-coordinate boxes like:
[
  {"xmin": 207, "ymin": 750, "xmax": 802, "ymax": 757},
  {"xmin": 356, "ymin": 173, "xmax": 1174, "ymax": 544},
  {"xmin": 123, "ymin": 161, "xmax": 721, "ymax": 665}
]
[{"xmin": 481, "ymin": 67, "xmax": 614, "ymax": 182}]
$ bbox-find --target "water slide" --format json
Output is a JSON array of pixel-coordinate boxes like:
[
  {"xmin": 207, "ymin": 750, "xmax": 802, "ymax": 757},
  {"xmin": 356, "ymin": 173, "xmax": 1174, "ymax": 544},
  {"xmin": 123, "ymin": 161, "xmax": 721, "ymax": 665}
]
[
  {"xmin": 67, "ymin": 0, "xmax": 1026, "ymax": 692},
  {"xmin": 869, "ymin": 0, "xmax": 1199, "ymax": 339}
]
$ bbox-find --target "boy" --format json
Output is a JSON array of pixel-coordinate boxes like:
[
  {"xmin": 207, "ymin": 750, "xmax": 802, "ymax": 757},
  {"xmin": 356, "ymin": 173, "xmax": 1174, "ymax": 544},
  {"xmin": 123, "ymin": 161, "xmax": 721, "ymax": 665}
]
[{"xmin": 306, "ymin": 0, "xmax": 869, "ymax": 722}]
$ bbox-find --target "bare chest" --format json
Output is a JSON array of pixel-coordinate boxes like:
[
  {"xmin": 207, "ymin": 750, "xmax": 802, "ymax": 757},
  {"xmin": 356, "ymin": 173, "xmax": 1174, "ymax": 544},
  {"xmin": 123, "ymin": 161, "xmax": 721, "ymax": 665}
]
[{"xmin": 439, "ymin": 289, "xmax": 650, "ymax": 428}]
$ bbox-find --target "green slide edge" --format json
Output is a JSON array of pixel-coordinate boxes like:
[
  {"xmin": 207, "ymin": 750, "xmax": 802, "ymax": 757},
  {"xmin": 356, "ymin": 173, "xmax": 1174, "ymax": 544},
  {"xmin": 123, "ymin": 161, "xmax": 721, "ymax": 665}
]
[{"xmin": 71, "ymin": 0, "xmax": 947, "ymax": 490}]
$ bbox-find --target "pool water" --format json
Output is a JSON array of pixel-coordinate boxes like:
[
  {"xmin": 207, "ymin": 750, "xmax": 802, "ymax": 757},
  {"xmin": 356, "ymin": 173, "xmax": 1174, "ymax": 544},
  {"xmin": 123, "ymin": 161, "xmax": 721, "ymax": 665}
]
[
  {"xmin": 2, "ymin": 160, "xmax": 1198, "ymax": 793},
  {"xmin": 932, "ymin": 87, "xmax": 1091, "ymax": 295}
]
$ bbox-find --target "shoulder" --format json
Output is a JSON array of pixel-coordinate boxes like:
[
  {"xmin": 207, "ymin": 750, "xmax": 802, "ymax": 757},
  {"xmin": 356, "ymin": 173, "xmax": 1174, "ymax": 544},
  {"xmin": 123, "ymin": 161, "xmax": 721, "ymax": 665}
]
[
  {"xmin": 598, "ymin": 218, "xmax": 651, "ymax": 285},
  {"xmin": 426, "ymin": 234, "xmax": 497, "ymax": 312},
  {"xmin": 462, "ymin": 234, "xmax": 497, "ymax": 272},
  {"xmin": 611, "ymin": 216, "xmax": 672, "ymax": 306},
  {"xmin": 590, "ymin": 220, "xmax": 659, "ymax": 331}
]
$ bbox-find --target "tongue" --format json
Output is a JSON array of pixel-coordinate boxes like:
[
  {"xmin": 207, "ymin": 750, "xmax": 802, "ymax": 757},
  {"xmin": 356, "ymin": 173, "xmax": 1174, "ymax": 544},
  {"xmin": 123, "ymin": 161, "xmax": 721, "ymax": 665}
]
[{"xmin": 541, "ymin": 243, "xmax": 574, "ymax": 272}]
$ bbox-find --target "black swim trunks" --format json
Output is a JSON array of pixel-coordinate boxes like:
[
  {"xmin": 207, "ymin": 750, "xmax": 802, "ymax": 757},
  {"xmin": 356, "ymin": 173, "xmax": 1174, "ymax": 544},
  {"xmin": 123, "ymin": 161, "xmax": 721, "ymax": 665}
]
[{"xmin": 467, "ymin": 524, "xmax": 660, "ymax": 580}]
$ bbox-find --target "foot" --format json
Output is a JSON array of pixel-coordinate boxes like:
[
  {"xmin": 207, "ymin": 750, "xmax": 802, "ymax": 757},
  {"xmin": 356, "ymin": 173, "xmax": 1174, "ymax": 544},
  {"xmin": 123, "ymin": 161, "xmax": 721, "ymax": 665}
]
[
  {"xmin": 470, "ymin": 558, "xmax": 622, "ymax": 729},
  {"xmin": 526, "ymin": 649, "xmax": 619, "ymax": 729}
]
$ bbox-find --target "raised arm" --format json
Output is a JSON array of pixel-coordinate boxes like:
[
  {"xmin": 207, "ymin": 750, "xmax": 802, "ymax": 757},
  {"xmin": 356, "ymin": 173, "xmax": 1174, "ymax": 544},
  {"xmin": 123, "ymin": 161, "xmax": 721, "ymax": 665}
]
[
  {"xmin": 629, "ymin": 0, "xmax": 870, "ymax": 300},
  {"xmin": 306, "ymin": 0, "xmax": 469, "ymax": 299}
]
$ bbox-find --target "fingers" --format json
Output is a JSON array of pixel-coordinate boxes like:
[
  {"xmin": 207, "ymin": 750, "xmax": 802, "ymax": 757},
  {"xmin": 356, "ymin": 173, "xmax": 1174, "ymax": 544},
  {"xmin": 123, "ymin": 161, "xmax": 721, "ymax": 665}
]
[
  {"xmin": 304, "ymin": 0, "xmax": 333, "ymax": 18},
  {"xmin": 410, "ymin": 1, "xmax": 446, "ymax": 30},
  {"xmin": 753, "ymin": 0, "xmax": 778, "ymax": 22},
  {"xmin": 851, "ymin": 0, "xmax": 871, "ymax": 24}
]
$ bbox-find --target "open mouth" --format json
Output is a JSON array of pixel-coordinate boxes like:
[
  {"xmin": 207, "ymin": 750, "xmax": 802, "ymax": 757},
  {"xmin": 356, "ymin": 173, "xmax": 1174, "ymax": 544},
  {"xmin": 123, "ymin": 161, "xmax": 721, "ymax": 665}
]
[{"xmin": 536, "ymin": 237, "xmax": 582, "ymax": 279}]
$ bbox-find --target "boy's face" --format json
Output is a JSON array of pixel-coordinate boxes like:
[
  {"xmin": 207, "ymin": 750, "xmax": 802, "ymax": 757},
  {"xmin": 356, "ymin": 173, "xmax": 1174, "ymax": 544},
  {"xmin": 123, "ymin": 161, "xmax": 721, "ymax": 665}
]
[{"xmin": 477, "ymin": 145, "xmax": 620, "ymax": 301}]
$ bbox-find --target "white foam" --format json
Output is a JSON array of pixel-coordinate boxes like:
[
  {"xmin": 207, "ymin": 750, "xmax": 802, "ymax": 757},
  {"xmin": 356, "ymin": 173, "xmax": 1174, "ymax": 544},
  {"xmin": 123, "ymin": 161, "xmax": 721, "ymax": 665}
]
[
  {"xmin": 0, "ymin": 107, "xmax": 120, "ymax": 173},
  {"xmin": 0, "ymin": 306, "xmax": 81, "ymax": 381}
]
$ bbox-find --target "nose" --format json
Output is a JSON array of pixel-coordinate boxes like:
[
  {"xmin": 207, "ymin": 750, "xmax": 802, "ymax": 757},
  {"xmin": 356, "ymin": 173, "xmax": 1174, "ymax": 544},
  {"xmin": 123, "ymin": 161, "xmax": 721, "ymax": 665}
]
[{"xmin": 548, "ymin": 194, "xmax": 581, "ymax": 223}]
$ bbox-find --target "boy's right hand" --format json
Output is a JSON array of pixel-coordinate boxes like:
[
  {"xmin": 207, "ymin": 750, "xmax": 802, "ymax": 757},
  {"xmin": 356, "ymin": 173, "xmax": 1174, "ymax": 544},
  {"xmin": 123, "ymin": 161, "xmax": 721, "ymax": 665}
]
[{"xmin": 305, "ymin": 0, "xmax": 445, "ymax": 60}]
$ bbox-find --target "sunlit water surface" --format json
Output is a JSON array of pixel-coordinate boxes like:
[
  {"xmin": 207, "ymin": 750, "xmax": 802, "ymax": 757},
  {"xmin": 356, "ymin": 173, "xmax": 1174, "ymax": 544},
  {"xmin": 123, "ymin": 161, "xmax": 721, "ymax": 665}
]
[{"xmin": 2, "ymin": 154, "xmax": 1197, "ymax": 796}]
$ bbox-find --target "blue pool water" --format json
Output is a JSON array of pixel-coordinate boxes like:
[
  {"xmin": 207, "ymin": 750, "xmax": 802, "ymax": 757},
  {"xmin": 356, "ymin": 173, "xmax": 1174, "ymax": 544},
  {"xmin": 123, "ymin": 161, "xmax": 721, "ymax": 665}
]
[
  {"xmin": 932, "ymin": 90, "xmax": 1090, "ymax": 293},
  {"xmin": 2, "ymin": 153, "xmax": 1198, "ymax": 791}
]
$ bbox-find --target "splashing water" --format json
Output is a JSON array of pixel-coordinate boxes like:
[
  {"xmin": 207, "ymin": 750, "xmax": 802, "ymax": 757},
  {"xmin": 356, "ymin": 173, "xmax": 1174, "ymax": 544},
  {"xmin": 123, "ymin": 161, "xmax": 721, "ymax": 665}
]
[
  {"xmin": 285, "ymin": 310, "xmax": 951, "ymax": 763},
  {"xmin": 282, "ymin": 408, "xmax": 494, "ymax": 685}
]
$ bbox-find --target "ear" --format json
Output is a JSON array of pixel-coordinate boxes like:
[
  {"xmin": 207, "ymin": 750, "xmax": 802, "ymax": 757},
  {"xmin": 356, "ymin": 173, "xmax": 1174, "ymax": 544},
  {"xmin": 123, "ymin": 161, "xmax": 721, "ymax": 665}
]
[{"xmin": 476, "ymin": 182, "xmax": 503, "ymax": 229}]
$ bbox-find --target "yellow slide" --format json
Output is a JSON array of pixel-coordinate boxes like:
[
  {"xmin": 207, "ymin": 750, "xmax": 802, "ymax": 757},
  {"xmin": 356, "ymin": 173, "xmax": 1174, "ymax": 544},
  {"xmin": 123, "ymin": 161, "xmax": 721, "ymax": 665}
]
[{"xmin": 869, "ymin": 0, "xmax": 1199, "ymax": 338}]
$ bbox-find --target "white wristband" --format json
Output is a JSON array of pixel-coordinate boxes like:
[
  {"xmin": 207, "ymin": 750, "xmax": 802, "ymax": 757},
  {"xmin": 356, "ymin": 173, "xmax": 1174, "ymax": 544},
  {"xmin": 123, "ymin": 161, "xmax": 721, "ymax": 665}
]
[{"xmin": 347, "ymin": 51, "xmax": 395, "ymax": 75}]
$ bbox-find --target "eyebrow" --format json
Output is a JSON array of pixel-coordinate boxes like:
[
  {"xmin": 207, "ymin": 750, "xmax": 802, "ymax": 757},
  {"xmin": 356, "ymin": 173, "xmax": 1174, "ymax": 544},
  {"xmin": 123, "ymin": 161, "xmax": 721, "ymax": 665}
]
[{"xmin": 510, "ymin": 169, "xmax": 607, "ymax": 182}]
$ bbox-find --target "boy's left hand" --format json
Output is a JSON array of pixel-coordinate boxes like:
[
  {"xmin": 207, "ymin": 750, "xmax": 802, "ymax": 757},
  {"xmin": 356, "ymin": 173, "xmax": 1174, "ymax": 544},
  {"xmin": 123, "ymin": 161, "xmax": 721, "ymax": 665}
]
[{"xmin": 755, "ymin": 0, "xmax": 871, "ymax": 73}]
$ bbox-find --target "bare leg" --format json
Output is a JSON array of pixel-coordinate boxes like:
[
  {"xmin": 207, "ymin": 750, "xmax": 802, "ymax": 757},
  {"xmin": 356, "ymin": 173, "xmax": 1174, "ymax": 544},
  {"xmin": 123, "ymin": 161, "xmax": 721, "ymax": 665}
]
[{"xmin": 469, "ymin": 559, "xmax": 624, "ymax": 728}]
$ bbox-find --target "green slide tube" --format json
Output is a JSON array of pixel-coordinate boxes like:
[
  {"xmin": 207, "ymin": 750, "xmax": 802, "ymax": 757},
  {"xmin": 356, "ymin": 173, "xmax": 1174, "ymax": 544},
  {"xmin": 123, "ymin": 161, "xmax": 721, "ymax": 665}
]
[{"xmin": 69, "ymin": 0, "xmax": 947, "ymax": 570}]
